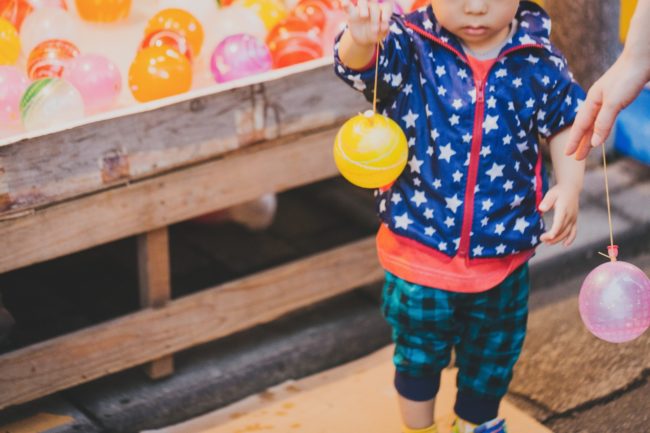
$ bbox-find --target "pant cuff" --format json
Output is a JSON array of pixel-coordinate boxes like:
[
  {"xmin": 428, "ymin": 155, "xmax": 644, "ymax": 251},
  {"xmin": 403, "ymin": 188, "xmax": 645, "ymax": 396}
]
[
  {"xmin": 454, "ymin": 388, "xmax": 501, "ymax": 425},
  {"xmin": 394, "ymin": 370, "xmax": 441, "ymax": 401}
]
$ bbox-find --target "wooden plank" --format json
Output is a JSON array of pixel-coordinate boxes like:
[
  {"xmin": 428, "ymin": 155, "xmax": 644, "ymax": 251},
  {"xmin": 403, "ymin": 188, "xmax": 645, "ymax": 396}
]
[
  {"xmin": 0, "ymin": 127, "xmax": 340, "ymax": 274},
  {"xmin": 0, "ymin": 237, "xmax": 383, "ymax": 410},
  {"xmin": 0, "ymin": 65, "xmax": 366, "ymax": 217},
  {"xmin": 137, "ymin": 227, "xmax": 174, "ymax": 379}
]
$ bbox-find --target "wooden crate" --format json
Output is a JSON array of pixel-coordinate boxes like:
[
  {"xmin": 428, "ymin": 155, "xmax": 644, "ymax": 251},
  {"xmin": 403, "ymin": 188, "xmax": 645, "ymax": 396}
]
[{"xmin": 0, "ymin": 61, "xmax": 383, "ymax": 410}]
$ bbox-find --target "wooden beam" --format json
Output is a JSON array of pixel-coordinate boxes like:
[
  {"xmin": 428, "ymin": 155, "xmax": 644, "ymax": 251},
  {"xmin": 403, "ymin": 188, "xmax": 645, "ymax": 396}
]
[
  {"xmin": 0, "ymin": 237, "xmax": 383, "ymax": 410},
  {"xmin": 0, "ymin": 64, "xmax": 365, "ymax": 217},
  {"xmin": 137, "ymin": 227, "xmax": 174, "ymax": 379},
  {"xmin": 0, "ymin": 127, "xmax": 339, "ymax": 274}
]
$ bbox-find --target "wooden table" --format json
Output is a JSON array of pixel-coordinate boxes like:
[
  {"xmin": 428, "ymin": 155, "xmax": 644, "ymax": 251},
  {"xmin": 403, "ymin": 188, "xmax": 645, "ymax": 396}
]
[{"xmin": 0, "ymin": 61, "xmax": 384, "ymax": 410}]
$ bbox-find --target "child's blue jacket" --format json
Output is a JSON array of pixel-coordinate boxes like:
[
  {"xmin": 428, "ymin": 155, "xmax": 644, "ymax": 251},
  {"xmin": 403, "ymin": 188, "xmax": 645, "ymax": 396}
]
[{"xmin": 334, "ymin": 1, "xmax": 585, "ymax": 260}]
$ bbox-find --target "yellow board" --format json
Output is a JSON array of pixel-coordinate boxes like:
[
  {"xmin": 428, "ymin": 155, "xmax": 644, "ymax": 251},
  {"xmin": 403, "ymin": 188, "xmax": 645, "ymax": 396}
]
[
  {"xmin": 530, "ymin": 0, "xmax": 544, "ymax": 7},
  {"xmin": 146, "ymin": 346, "xmax": 553, "ymax": 433},
  {"xmin": 620, "ymin": 0, "xmax": 637, "ymax": 42},
  {"xmin": 0, "ymin": 412, "xmax": 73, "ymax": 433}
]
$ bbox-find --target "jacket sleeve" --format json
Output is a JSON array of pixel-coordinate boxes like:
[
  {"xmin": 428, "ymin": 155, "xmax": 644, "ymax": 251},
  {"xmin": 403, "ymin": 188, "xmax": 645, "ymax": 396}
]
[
  {"xmin": 333, "ymin": 15, "xmax": 412, "ymax": 104},
  {"xmin": 536, "ymin": 50, "xmax": 586, "ymax": 138}
]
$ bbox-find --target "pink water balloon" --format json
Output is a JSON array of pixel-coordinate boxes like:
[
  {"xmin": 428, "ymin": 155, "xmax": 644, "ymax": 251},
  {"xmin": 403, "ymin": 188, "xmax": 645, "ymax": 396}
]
[
  {"xmin": 210, "ymin": 33, "xmax": 272, "ymax": 83},
  {"xmin": 0, "ymin": 65, "xmax": 29, "ymax": 129},
  {"xmin": 63, "ymin": 53, "xmax": 121, "ymax": 113},
  {"xmin": 579, "ymin": 256, "xmax": 650, "ymax": 343}
]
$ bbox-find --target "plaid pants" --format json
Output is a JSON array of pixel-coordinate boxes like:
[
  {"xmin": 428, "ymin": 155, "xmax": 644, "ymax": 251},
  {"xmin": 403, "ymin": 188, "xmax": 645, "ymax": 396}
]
[{"xmin": 381, "ymin": 264, "xmax": 530, "ymax": 398}]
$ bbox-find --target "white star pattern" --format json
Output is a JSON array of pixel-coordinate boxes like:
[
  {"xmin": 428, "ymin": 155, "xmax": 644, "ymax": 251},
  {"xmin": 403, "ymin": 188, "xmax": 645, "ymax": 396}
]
[
  {"xmin": 439, "ymin": 241, "xmax": 447, "ymax": 251},
  {"xmin": 431, "ymin": 128, "xmax": 440, "ymax": 140},
  {"xmin": 473, "ymin": 245, "xmax": 484, "ymax": 256},
  {"xmin": 425, "ymin": 226, "xmax": 435, "ymax": 236},
  {"xmin": 391, "ymin": 193, "xmax": 402, "ymax": 204},
  {"xmin": 452, "ymin": 99, "xmax": 463, "ymax": 110},
  {"xmin": 446, "ymin": 194, "xmax": 463, "ymax": 213},
  {"xmin": 514, "ymin": 217, "xmax": 530, "ymax": 233},
  {"xmin": 450, "ymin": 114, "xmax": 460, "ymax": 126},
  {"xmin": 480, "ymin": 146, "xmax": 492, "ymax": 157},
  {"xmin": 512, "ymin": 77, "xmax": 523, "ymax": 88},
  {"xmin": 483, "ymin": 115, "xmax": 499, "ymax": 133},
  {"xmin": 510, "ymin": 194, "xmax": 524, "ymax": 208},
  {"xmin": 481, "ymin": 216, "xmax": 489, "ymax": 227},
  {"xmin": 482, "ymin": 198, "xmax": 493, "ymax": 211},
  {"xmin": 462, "ymin": 133, "xmax": 472, "ymax": 143},
  {"xmin": 525, "ymin": 54, "xmax": 539, "ymax": 64},
  {"xmin": 423, "ymin": 208, "xmax": 434, "ymax": 219},
  {"xmin": 439, "ymin": 143, "xmax": 456, "ymax": 162},
  {"xmin": 427, "ymin": 146, "xmax": 434, "ymax": 156},
  {"xmin": 495, "ymin": 68, "xmax": 507, "ymax": 78},
  {"xmin": 503, "ymin": 135, "xmax": 512, "ymax": 145},
  {"xmin": 402, "ymin": 110, "xmax": 419, "ymax": 128},
  {"xmin": 487, "ymin": 96, "xmax": 497, "ymax": 109},
  {"xmin": 411, "ymin": 190, "xmax": 427, "ymax": 206},
  {"xmin": 525, "ymin": 98, "xmax": 535, "ymax": 108},
  {"xmin": 432, "ymin": 178, "xmax": 442, "ymax": 189},
  {"xmin": 438, "ymin": 85, "xmax": 447, "ymax": 96},
  {"xmin": 504, "ymin": 180, "xmax": 513, "ymax": 191},
  {"xmin": 408, "ymin": 156, "xmax": 423, "ymax": 173},
  {"xmin": 457, "ymin": 69, "xmax": 468, "ymax": 79},
  {"xmin": 485, "ymin": 163, "xmax": 504, "ymax": 181},
  {"xmin": 452, "ymin": 170, "xmax": 463, "ymax": 182},
  {"xmin": 444, "ymin": 216, "xmax": 455, "ymax": 228},
  {"xmin": 394, "ymin": 212, "xmax": 413, "ymax": 230},
  {"xmin": 494, "ymin": 223, "xmax": 505, "ymax": 235},
  {"xmin": 403, "ymin": 83, "xmax": 413, "ymax": 95},
  {"xmin": 495, "ymin": 244, "xmax": 506, "ymax": 254},
  {"xmin": 435, "ymin": 65, "xmax": 446, "ymax": 77}
]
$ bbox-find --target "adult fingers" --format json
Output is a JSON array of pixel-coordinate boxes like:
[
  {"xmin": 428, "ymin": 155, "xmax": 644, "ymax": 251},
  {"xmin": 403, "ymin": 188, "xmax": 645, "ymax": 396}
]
[{"xmin": 566, "ymin": 86, "xmax": 602, "ymax": 156}]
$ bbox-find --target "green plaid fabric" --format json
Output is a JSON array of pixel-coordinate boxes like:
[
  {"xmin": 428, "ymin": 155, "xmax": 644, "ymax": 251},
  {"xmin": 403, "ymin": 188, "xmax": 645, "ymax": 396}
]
[{"xmin": 381, "ymin": 264, "xmax": 530, "ymax": 398}]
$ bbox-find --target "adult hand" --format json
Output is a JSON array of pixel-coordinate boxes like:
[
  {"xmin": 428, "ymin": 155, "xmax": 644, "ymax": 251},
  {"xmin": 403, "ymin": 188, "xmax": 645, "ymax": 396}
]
[{"xmin": 565, "ymin": 51, "xmax": 649, "ymax": 160}]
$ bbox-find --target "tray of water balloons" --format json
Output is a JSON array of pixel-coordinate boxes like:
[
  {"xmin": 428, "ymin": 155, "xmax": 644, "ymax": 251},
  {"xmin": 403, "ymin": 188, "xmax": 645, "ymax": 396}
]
[{"xmin": 0, "ymin": 0, "xmax": 414, "ymax": 141}]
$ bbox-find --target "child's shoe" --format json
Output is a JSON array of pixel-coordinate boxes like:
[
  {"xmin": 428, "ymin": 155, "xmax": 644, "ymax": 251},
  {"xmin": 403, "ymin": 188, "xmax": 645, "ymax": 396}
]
[{"xmin": 452, "ymin": 417, "xmax": 506, "ymax": 433}]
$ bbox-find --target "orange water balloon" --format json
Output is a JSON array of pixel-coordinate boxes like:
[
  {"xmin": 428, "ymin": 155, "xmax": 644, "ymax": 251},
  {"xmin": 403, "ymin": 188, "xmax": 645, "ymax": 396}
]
[
  {"xmin": 75, "ymin": 0, "xmax": 131, "ymax": 22},
  {"xmin": 128, "ymin": 45, "xmax": 192, "ymax": 102},
  {"xmin": 144, "ymin": 8, "xmax": 204, "ymax": 58}
]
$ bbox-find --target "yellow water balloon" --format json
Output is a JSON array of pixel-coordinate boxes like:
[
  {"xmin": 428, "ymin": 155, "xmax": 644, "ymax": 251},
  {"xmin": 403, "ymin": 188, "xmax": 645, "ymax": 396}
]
[
  {"xmin": 333, "ymin": 110, "xmax": 408, "ymax": 189},
  {"xmin": 0, "ymin": 18, "xmax": 20, "ymax": 65}
]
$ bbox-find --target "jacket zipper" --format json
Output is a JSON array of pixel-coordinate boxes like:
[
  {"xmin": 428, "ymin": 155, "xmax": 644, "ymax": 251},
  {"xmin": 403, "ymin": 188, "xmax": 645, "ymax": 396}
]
[{"xmin": 405, "ymin": 21, "xmax": 544, "ymax": 259}]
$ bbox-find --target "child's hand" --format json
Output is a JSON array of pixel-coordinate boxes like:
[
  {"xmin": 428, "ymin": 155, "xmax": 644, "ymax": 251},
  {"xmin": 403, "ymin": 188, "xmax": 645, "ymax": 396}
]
[
  {"xmin": 343, "ymin": 0, "xmax": 392, "ymax": 47},
  {"xmin": 538, "ymin": 184, "xmax": 580, "ymax": 246}
]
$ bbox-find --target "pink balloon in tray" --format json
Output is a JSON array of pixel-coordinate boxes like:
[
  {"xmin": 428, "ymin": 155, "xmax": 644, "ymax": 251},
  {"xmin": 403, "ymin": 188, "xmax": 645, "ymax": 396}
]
[
  {"xmin": 0, "ymin": 65, "xmax": 29, "ymax": 130},
  {"xmin": 210, "ymin": 33, "xmax": 272, "ymax": 83},
  {"xmin": 63, "ymin": 53, "xmax": 122, "ymax": 113}
]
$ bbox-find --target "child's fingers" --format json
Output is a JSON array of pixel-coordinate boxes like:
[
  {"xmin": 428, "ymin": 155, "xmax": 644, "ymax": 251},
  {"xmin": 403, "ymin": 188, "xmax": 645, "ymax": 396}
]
[
  {"xmin": 379, "ymin": 1, "xmax": 393, "ymax": 19},
  {"xmin": 346, "ymin": 3, "xmax": 359, "ymax": 20},
  {"xmin": 540, "ymin": 207, "xmax": 565, "ymax": 243},
  {"xmin": 549, "ymin": 220, "xmax": 573, "ymax": 245},
  {"xmin": 369, "ymin": 2, "xmax": 380, "ymax": 32},
  {"xmin": 563, "ymin": 224, "xmax": 577, "ymax": 246},
  {"xmin": 538, "ymin": 187, "xmax": 558, "ymax": 213},
  {"xmin": 357, "ymin": 0, "xmax": 369, "ymax": 18}
]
